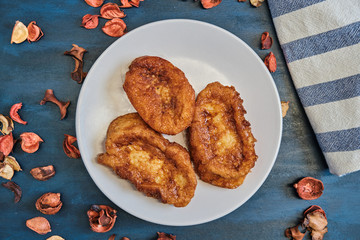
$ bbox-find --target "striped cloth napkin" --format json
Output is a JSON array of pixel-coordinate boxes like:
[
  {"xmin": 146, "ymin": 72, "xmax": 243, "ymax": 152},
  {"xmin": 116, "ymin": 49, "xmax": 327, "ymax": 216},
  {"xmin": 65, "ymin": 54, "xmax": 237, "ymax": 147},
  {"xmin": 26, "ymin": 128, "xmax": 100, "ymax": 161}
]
[{"xmin": 267, "ymin": 0, "xmax": 360, "ymax": 176}]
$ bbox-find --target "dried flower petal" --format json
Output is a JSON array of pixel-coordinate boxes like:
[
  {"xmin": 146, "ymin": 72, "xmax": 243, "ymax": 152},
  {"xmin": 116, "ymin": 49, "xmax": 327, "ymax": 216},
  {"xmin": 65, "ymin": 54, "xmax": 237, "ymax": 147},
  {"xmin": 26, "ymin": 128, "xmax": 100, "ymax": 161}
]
[
  {"xmin": 250, "ymin": 0, "xmax": 264, "ymax": 7},
  {"xmin": 2, "ymin": 181, "xmax": 22, "ymax": 203},
  {"xmin": 0, "ymin": 114, "xmax": 14, "ymax": 135},
  {"xmin": 0, "ymin": 133, "xmax": 14, "ymax": 156},
  {"xmin": 238, "ymin": 0, "xmax": 247, "ymax": 2},
  {"xmin": 10, "ymin": 102, "xmax": 27, "ymax": 125},
  {"xmin": 294, "ymin": 177, "xmax": 324, "ymax": 200},
  {"xmin": 261, "ymin": 32, "xmax": 273, "ymax": 50},
  {"xmin": 4, "ymin": 156, "xmax": 22, "ymax": 171},
  {"xmin": 0, "ymin": 163, "xmax": 14, "ymax": 180},
  {"xmin": 63, "ymin": 134, "xmax": 81, "ymax": 158},
  {"xmin": 84, "ymin": 0, "xmax": 104, "ymax": 7},
  {"xmin": 264, "ymin": 52, "xmax": 277, "ymax": 72},
  {"xmin": 100, "ymin": 3, "xmax": 126, "ymax": 19},
  {"xmin": 285, "ymin": 224, "xmax": 306, "ymax": 240},
  {"xmin": 129, "ymin": 0, "xmax": 141, "ymax": 7},
  {"xmin": 201, "ymin": 0, "xmax": 222, "ymax": 9},
  {"xmin": 87, "ymin": 204, "xmax": 117, "ymax": 233},
  {"xmin": 47, "ymin": 236, "xmax": 65, "ymax": 240},
  {"xmin": 157, "ymin": 232, "xmax": 176, "ymax": 240},
  {"xmin": 303, "ymin": 205, "xmax": 326, "ymax": 218},
  {"xmin": 11, "ymin": 21, "xmax": 28, "ymax": 44},
  {"xmin": 281, "ymin": 101, "xmax": 290, "ymax": 118},
  {"xmin": 64, "ymin": 45, "xmax": 88, "ymax": 83},
  {"xmin": 27, "ymin": 21, "xmax": 44, "ymax": 43},
  {"xmin": 20, "ymin": 132, "xmax": 43, "ymax": 153},
  {"xmin": 81, "ymin": 14, "xmax": 99, "ymax": 29},
  {"xmin": 121, "ymin": 238, "xmax": 130, "ymax": 240},
  {"xmin": 119, "ymin": 0, "xmax": 132, "ymax": 8},
  {"xmin": 26, "ymin": 217, "xmax": 51, "ymax": 235},
  {"xmin": 102, "ymin": 18, "xmax": 127, "ymax": 37},
  {"xmin": 108, "ymin": 234, "xmax": 116, "ymax": 240},
  {"xmin": 64, "ymin": 44, "xmax": 87, "ymax": 62},
  {"xmin": 36, "ymin": 193, "xmax": 63, "ymax": 215},
  {"xmin": 30, "ymin": 165, "xmax": 56, "ymax": 181},
  {"xmin": 40, "ymin": 89, "xmax": 70, "ymax": 119},
  {"xmin": 303, "ymin": 206, "xmax": 328, "ymax": 240}
]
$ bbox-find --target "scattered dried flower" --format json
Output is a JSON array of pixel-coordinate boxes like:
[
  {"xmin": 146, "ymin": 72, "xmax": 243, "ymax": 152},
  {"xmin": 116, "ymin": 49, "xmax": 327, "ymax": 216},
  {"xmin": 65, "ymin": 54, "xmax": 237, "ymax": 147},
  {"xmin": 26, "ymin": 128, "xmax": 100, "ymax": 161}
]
[
  {"xmin": 264, "ymin": 52, "xmax": 277, "ymax": 73},
  {"xmin": 101, "ymin": 3, "xmax": 126, "ymax": 19},
  {"xmin": 121, "ymin": 237, "xmax": 130, "ymax": 240},
  {"xmin": 10, "ymin": 102, "xmax": 27, "ymax": 125},
  {"xmin": 20, "ymin": 132, "xmax": 43, "ymax": 153},
  {"xmin": 129, "ymin": 0, "xmax": 141, "ymax": 7},
  {"xmin": 64, "ymin": 44, "xmax": 88, "ymax": 84},
  {"xmin": 108, "ymin": 234, "xmax": 116, "ymax": 240},
  {"xmin": 26, "ymin": 217, "xmax": 51, "ymax": 235},
  {"xmin": 157, "ymin": 232, "xmax": 176, "ymax": 240},
  {"xmin": 11, "ymin": 21, "xmax": 28, "ymax": 44},
  {"xmin": 84, "ymin": 0, "xmax": 104, "ymax": 7},
  {"xmin": 250, "ymin": 0, "xmax": 264, "ymax": 7},
  {"xmin": 261, "ymin": 32, "xmax": 273, "ymax": 50},
  {"xmin": 30, "ymin": 165, "xmax": 56, "ymax": 181},
  {"xmin": 40, "ymin": 89, "xmax": 70, "ymax": 119},
  {"xmin": 82, "ymin": 14, "xmax": 100, "ymax": 29},
  {"xmin": 303, "ymin": 205, "xmax": 328, "ymax": 240},
  {"xmin": 64, "ymin": 44, "xmax": 87, "ymax": 62},
  {"xmin": 27, "ymin": 21, "xmax": 44, "ymax": 43},
  {"xmin": 63, "ymin": 134, "xmax": 81, "ymax": 158},
  {"xmin": 2, "ymin": 181, "xmax": 22, "ymax": 203},
  {"xmin": 238, "ymin": 0, "xmax": 247, "ymax": 2},
  {"xmin": 47, "ymin": 236, "xmax": 65, "ymax": 240},
  {"xmin": 0, "ymin": 133, "xmax": 14, "ymax": 156},
  {"xmin": 303, "ymin": 205, "xmax": 326, "ymax": 217},
  {"xmin": 3, "ymin": 156, "xmax": 22, "ymax": 171},
  {"xmin": 294, "ymin": 177, "xmax": 324, "ymax": 200},
  {"xmin": 0, "ymin": 163, "xmax": 14, "ymax": 180},
  {"xmin": 36, "ymin": 192, "xmax": 63, "ymax": 215},
  {"xmin": 281, "ymin": 101, "xmax": 290, "ymax": 118},
  {"xmin": 102, "ymin": 18, "xmax": 127, "ymax": 37},
  {"xmin": 0, "ymin": 114, "xmax": 14, "ymax": 135},
  {"xmin": 285, "ymin": 224, "xmax": 306, "ymax": 240},
  {"xmin": 201, "ymin": 0, "xmax": 222, "ymax": 9},
  {"xmin": 119, "ymin": 0, "xmax": 132, "ymax": 8},
  {"xmin": 87, "ymin": 204, "xmax": 117, "ymax": 233}
]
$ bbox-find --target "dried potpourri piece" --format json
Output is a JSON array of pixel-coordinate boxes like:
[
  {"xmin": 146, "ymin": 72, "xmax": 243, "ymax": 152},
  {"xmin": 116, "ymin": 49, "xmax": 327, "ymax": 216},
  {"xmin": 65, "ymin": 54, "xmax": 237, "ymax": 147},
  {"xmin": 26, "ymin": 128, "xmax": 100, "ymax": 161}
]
[
  {"xmin": 47, "ymin": 236, "xmax": 65, "ymax": 240},
  {"xmin": 40, "ymin": 89, "xmax": 70, "ymax": 119},
  {"xmin": 238, "ymin": 0, "xmax": 247, "ymax": 2},
  {"xmin": 102, "ymin": 18, "xmax": 127, "ymax": 37},
  {"xmin": 129, "ymin": 0, "xmax": 141, "ymax": 7},
  {"xmin": 108, "ymin": 234, "xmax": 116, "ymax": 240},
  {"xmin": 0, "ymin": 133, "xmax": 14, "ymax": 156},
  {"xmin": 121, "ymin": 237, "xmax": 130, "ymax": 240},
  {"xmin": 27, "ymin": 21, "xmax": 44, "ymax": 43},
  {"xmin": 261, "ymin": 32, "xmax": 273, "ymax": 50},
  {"xmin": 281, "ymin": 101, "xmax": 290, "ymax": 118},
  {"xmin": 100, "ymin": 3, "xmax": 126, "ymax": 19},
  {"xmin": 36, "ymin": 193, "xmax": 63, "ymax": 215},
  {"xmin": 4, "ymin": 156, "xmax": 22, "ymax": 171},
  {"xmin": 84, "ymin": 0, "xmax": 104, "ymax": 7},
  {"xmin": 20, "ymin": 132, "xmax": 43, "ymax": 153},
  {"xmin": 264, "ymin": 52, "xmax": 277, "ymax": 73},
  {"xmin": 63, "ymin": 134, "xmax": 81, "ymax": 158},
  {"xmin": 0, "ymin": 163, "xmax": 14, "ymax": 180},
  {"xmin": 64, "ymin": 44, "xmax": 88, "ymax": 83},
  {"xmin": 294, "ymin": 177, "xmax": 324, "ymax": 200},
  {"xmin": 2, "ymin": 181, "xmax": 22, "ymax": 203},
  {"xmin": 30, "ymin": 165, "xmax": 55, "ymax": 181},
  {"xmin": 285, "ymin": 224, "xmax": 306, "ymax": 240},
  {"xmin": 26, "ymin": 217, "xmax": 51, "ymax": 235},
  {"xmin": 81, "ymin": 14, "xmax": 100, "ymax": 29},
  {"xmin": 87, "ymin": 204, "xmax": 117, "ymax": 233},
  {"xmin": 119, "ymin": 0, "xmax": 132, "ymax": 8},
  {"xmin": 64, "ymin": 44, "xmax": 87, "ymax": 62},
  {"xmin": 303, "ymin": 205, "xmax": 328, "ymax": 240},
  {"xmin": 250, "ymin": 0, "xmax": 264, "ymax": 7},
  {"xmin": 0, "ymin": 114, "xmax": 14, "ymax": 135},
  {"xmin": 11, "ymin": 21, "xmax": 28, "ymax": 44},
  {"xmin": 157, "ymin": 232, "xmax": 176, "ymax": 240},
  {"xmin": 10, "ymin": 102, "xmax": 27, "ymax": 125},
  {"xmin": 201, "ymin": 0, "xmax": 222, "ymax": 9}
]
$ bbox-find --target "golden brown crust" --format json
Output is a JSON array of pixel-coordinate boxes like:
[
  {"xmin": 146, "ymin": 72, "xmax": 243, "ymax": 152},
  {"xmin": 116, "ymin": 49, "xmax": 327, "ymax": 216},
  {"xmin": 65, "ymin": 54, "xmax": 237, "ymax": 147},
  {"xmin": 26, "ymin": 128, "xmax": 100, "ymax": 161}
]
[
  {"xmin": 97, "ymin": 113, "xmax": 197, "ymax": 207},
  {"xmin": 189, "ymin": 82, "xmax": 257, "ymax": 189},
  {"xmin": 123, "ymin": 56, "xmax": 195, "ymax": 135}
]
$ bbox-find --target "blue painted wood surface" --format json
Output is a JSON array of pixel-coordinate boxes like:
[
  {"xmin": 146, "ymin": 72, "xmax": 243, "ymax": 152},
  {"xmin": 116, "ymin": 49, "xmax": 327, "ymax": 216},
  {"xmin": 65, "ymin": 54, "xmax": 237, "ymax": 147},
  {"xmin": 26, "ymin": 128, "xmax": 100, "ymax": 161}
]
[{"xmin": 1, "ymin": 0, "xmax": 359, "ymax": 239}]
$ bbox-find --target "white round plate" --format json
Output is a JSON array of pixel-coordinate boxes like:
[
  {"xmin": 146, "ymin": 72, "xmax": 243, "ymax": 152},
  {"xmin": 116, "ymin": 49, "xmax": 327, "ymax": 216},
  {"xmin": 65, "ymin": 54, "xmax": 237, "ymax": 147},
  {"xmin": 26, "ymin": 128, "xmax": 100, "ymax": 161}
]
[{"xmin": 76, "ymin": 19, "xmax": 282, "ymax": 226}]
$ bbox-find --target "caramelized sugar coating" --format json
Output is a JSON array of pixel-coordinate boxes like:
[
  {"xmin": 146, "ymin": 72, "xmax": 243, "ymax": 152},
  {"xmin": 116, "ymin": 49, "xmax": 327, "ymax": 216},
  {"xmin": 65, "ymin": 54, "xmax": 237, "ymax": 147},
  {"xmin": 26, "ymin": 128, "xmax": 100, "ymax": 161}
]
[
  {"xmin": 190, "ymin": 82, "xmax": 257, "ymax": 189},
  {"xmin": 123, "ymin": 56, "xmax": 195, "ymax": 135},
  {"xmin": 97, "ymin": 113, "xmax": 197, "ymax": 207}
]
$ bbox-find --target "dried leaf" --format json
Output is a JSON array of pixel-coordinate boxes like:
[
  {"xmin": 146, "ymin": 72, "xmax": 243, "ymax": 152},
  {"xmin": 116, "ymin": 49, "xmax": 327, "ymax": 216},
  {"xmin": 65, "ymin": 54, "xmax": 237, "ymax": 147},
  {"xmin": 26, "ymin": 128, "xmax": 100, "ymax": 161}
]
[
  {"xmin": 281, "ymin": 101, "xmax": 289, "ymax": 118},
  {"xmin": 20, "ymin": 132, "xmax": 43, "ymax": 153},
  {"xmin": 10, "ymin": 102, "xmax": 27, "ymax": 125},
  {"xmin": 201, "ymin": 0, "xmax": 222, "ymax": 9},
  {"xmin": 0, "ymin": 114, "xmax": 14, "ymax": 135},
  {"xmin": 2, "ymin": 181, "xmax": 22, "ymax": 203},
  {"xmin": 11, "ymin": 21, "xmax": 28, "ymax": 44},
  {"xmin": 84, "ymin": 0, "xmax": 104, "ymax": 7},
  {"xmin": 81, "ymin": 14, "xmax": 100, "ymax": 29},
  {"xmin": 27, "ymin": 21, "xmax": 44, "ymax": 43},
  {"xmin": 40, "ymin": 89, "xmax": 71, "ymax": 119},
  {"xmin": 264, "ymin": 52, "xmax": 277, "ymax": 73},
  {"xmin": 26, "ymin": 217, "xmax": 51, "ymax": 235},
  {"xmin": 102, "ymin": 18, "xmax": 127, "ymax": 37},
  {"xmin": 63, "ymin": 134, "xmax": 81, "ymax": 158},
  {"xmin": 100, "ymin": 3, "xmax": 126, "ymax": 19},
  {"xmin": 0, "ymin": 133, "xmax": 14, "ymax": 156}
]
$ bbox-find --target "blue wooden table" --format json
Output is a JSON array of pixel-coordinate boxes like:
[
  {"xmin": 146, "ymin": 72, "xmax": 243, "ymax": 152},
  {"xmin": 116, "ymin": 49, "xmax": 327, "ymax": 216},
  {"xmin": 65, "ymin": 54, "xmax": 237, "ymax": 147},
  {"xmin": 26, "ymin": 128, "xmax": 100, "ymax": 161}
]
[{"xmin": 1, "ymin": 0, "xmax": 359, "ymax": 239}]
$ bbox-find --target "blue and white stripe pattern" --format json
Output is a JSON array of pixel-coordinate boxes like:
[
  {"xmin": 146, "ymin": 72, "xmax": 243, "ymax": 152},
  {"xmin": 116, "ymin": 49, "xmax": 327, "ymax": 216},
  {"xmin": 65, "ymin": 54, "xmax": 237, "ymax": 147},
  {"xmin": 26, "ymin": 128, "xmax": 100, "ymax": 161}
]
[{"xmin": 268, "ymin": 0, "xmax": 360, "ymax": 176}]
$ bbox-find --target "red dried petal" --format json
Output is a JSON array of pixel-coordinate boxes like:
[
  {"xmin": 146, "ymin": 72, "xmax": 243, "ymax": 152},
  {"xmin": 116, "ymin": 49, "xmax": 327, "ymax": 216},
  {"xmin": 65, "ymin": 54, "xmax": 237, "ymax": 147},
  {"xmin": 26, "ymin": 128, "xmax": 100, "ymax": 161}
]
[
  {"xmin": 63, "ymin": 134, "xmax": 81, "ymax": 159},
  {"xmin": 10, "ymin": 102, "xmax": 27, "ymax": 125},
  {"xmin": 64, "ymin": 44, "xmax": 87, "ymax": 62},
  {"xmin": 40, "ymin": 89, "xmax": 71, "ymax": 119},
  {"xmin": 304, "ymin": 205, "xmax": 327, "ymax": 219},
  {"xmin": 201, "ymin": 0, "xmax": 222, "ymax": 9},
  {"xmin": 27, "ymin": 21, "xmax": 44, "ymax": 43},
  {"xmin": 119, "ymin": 0, "xmax": 132, "ymax": 8},
  {"xmin": 20, "ymin": 132, "xmax": 43, "ymax": 153},
  {"xmin": 0, "ymin": 133, "xmax": 14, "ymax": 156},
  {"xmin": 157, "ymin": 232, "xmax": 176, "ymax": 240},
  {"xmin": 294, "ymin": 177, "xmax": 324, "ymax": 200},
  {"xmin": 26, "ymin": 217, "xmax": 51, "ymax": 235},
  {"xmin": 2, "ymin": 181, "xmax": 22, "ymax": 203},
  {"xmin": 102, "ymin": 18, "xmax": 127, "ymax": 37},
  {"xmin": 264, "ymin": 52, "xmax": 277, "ymax": 72},
  {"xmin": 82, "ymin": 14, "xmax": 99, "ymax": 29},
  {"xmin": 84, "ymin": 0, "xmax": 104, "ymax": 7},
  {"xmin": 108, "ymin": 234, "xmax": 116, "ymax": 240},
  {"xmin": 285, "ymin": 224, "xmax": 306, "ymax": 240},
  {"xmin": 100, "ymin": 3, "xmax": 126, "ymax": 19},
  {"xmin": 129, "ymin": 0, "xmax": 140, "ymax": 7},
  {"xmin": 87, "ymin": 205, "xmax": 117, "ymax": 233},
  {"xmin": 261, "ymin": 31, "xmax": 273, "ymax": 50}
]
